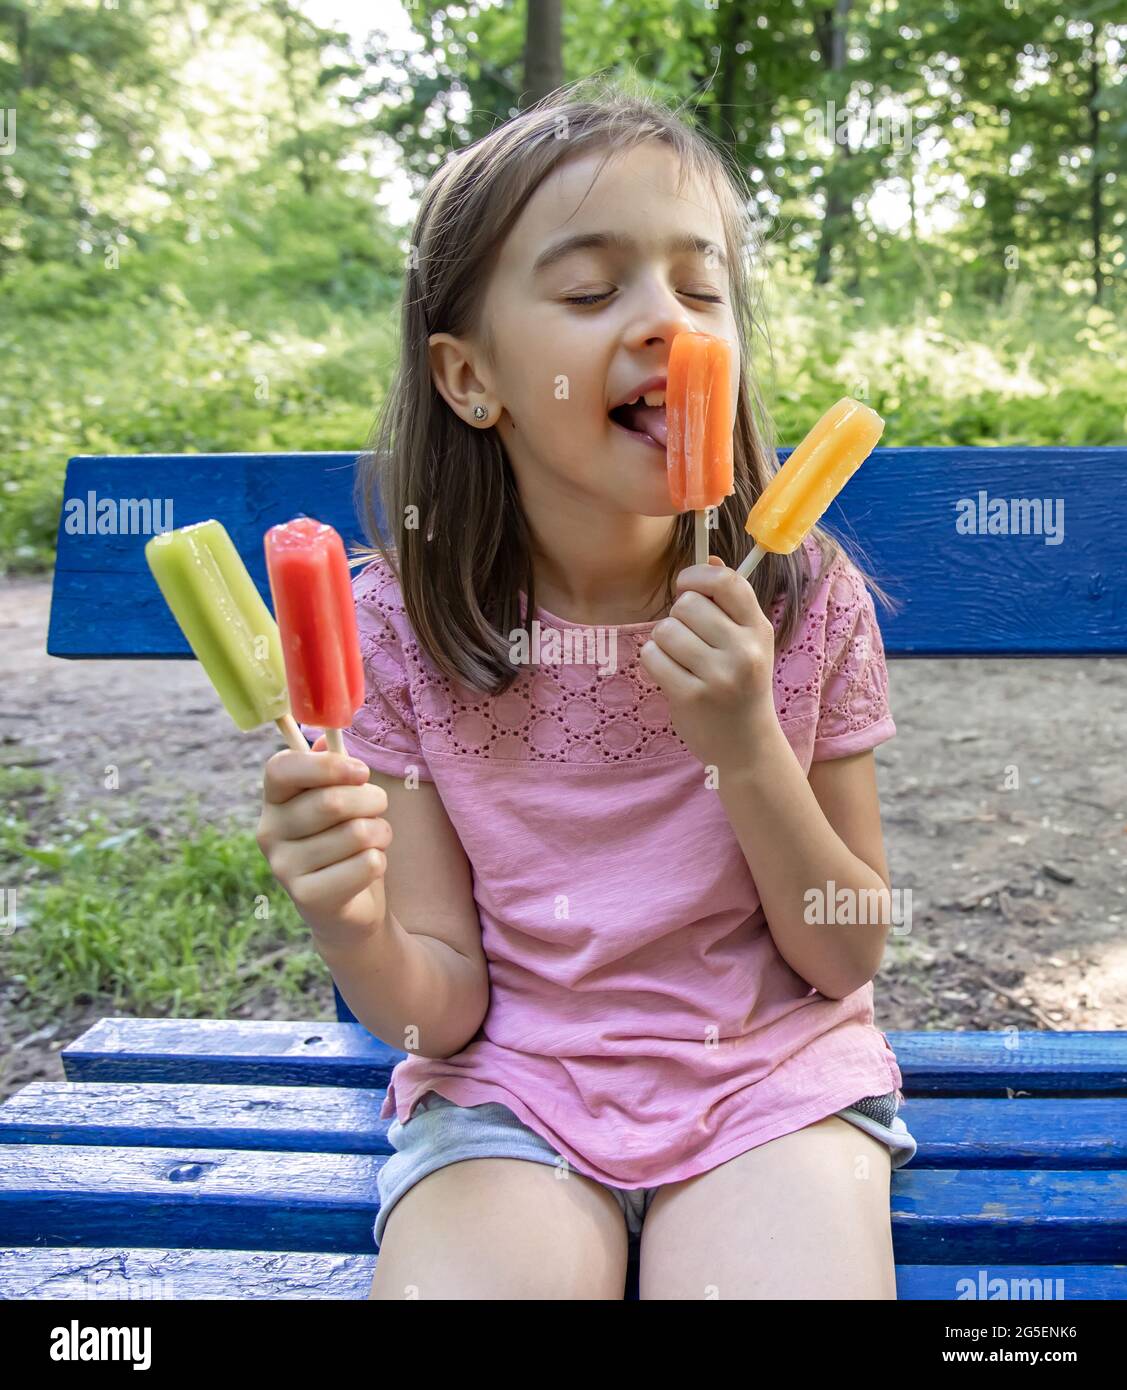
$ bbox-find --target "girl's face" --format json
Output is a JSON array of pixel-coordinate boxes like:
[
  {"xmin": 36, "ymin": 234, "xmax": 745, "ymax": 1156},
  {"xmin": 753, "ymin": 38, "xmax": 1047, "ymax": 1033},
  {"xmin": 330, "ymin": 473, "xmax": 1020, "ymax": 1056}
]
[{"xmin": 431, "ymin": 140, "xmax": 740, "ymax": 525}]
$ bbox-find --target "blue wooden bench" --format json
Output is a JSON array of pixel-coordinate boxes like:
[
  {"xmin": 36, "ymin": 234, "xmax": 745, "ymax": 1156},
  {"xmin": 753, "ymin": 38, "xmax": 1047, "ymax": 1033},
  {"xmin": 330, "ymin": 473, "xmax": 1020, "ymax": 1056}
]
[{"xmin": 2, "ymin": 443, "xmax": 1125, "ymax": 1300}]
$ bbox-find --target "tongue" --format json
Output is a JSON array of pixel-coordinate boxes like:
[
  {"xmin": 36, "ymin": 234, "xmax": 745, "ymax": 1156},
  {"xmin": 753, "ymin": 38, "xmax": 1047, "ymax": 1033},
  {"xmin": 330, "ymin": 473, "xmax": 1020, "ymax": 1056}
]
[{"xmin": 617, "ymin": 402, "xmax": 668, "ymax": 447}]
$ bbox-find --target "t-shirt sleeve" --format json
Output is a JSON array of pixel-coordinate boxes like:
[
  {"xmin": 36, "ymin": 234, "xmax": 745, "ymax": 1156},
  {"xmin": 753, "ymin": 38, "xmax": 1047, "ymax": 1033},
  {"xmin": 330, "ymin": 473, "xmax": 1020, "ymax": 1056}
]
[
  {"xmin": 811, "ymin": 557, "xmax": 896, "ymax": 761},
  {"xmin": 298, "ymin": 562, "xmax": 434, "ymax": 782}
]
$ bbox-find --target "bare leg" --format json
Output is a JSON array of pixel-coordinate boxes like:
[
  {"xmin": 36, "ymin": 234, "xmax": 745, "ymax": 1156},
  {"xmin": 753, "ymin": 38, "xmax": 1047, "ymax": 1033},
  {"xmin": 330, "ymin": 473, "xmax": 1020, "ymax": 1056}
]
[
  {"xmin": 639, "ymin": 1115, "xmax": 896, "ymax": 1300},
  {"xmin": 369, "ymin": 1156, "xmax": 631, "ymax": 1300}
]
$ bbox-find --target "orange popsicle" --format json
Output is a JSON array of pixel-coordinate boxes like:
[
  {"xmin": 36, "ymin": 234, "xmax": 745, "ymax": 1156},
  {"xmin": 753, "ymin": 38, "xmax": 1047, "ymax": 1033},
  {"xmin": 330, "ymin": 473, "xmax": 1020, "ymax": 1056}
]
[
  {"xmin": 737, "ymin": 398, "xmax": 884, "ymax": 578},
  {"xmin": 665, "ymin": 331, "xmax": 734, "ymax": 564}
]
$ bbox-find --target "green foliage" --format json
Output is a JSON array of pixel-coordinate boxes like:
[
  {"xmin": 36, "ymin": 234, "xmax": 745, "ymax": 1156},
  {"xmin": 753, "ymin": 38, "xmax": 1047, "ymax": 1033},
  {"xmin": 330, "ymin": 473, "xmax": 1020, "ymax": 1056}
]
[
  {"xmin": 759, "ymin": 266, "xmax": 1127, "ymax": 449},
  {"xmin": 0, "ymin": 292, "xmax": 397, "ymax": 569},
  {"xmin": 2, "ymin": 0, "xmax": 1124, "ymax": 574},
  {"xmin": 0, "ymin": 764, "xmax": 328, "ymax": 1027},
  {"xmin": 372, "ymin": 1, "xmax": 1124, "ymax": 300}
]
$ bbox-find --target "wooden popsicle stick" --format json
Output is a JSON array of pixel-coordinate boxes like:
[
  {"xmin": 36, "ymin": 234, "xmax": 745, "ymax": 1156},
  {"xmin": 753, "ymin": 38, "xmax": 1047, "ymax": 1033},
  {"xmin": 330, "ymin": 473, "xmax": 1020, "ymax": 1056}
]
[
  {"xmin": 736, "ymin": 542, "xmax": 766, "ymax": 580},
  {"xmin": 275, "ymin": 713, "xmax": 309, "ymax": 752},
  {"xmin": 325, "ymin": 728, "xmax": 345, "ymax": 755},
  {"xmin": 693, "ymin": 510, "xmax": 709, "ymax": 567}
]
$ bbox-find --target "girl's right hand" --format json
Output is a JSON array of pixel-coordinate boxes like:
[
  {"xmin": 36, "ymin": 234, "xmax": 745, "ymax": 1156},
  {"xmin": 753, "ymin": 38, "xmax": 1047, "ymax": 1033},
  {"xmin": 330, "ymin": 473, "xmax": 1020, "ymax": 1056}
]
[{"xmin": 256, "ymin": 734, "xmax": 392, "ymax": 940}]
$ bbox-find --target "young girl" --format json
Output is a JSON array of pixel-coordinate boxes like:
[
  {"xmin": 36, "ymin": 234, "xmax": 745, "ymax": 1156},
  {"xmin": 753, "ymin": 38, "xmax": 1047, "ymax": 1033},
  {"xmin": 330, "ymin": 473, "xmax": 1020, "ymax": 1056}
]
[{"xmin": 256, "ymin": 77, "xmax": 917, "ymax": 1301}]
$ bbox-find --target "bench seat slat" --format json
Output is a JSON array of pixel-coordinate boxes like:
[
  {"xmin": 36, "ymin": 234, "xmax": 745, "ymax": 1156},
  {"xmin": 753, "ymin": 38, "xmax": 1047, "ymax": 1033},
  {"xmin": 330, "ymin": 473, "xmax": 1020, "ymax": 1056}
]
[
  {"xmin": 896, "ymin": 1097, "xmax": 1127, "ymax": 1165},
  {"xmin": 0, "ymin": 1082, "xmax": 393, "ymax": 1154},
  {"xmin": 62, "ymin": 1018, "xmax": 401, "ymax": 1089},
  {"xmin": 888, "ymin": 1030, "xmax": 1127, "ymax": 1092},
  {"xmin": 4, "ymin": 1085, "xmax": 1126, "ymax": 1168},
  {"xmin": 0, "ymin": 1144, "xmax": 384, "ymax": 1255},
  {"xmin": 1, "ymin": 1145, "xmax": 1124, "ymax": 1262},
  {"xmin": 61, "ymin": 1019, "xmax": 1127, "ymax": 1093},
  {"xmin": 892, "ymin": 1168, "xmax": 1127, "ymax": 1261},
  {"xmin": 0, "ymin": 1247, "xmax": 377, "ymax": 1300},
  {"xmin": 0, "ymin": 1247, "xmax": 1122, "ymax": 1300}
]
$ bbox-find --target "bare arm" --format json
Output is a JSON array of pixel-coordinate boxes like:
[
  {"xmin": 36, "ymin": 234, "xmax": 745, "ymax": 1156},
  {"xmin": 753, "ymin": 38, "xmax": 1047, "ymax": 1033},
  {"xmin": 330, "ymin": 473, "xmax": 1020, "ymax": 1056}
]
[
  {"xmin": 313, "ymin": 769, "xmax": 490, "ymax": 1059},
  {"xmin": 716, "ymin": 718, "xmax": 893, "ymax": 1000}
]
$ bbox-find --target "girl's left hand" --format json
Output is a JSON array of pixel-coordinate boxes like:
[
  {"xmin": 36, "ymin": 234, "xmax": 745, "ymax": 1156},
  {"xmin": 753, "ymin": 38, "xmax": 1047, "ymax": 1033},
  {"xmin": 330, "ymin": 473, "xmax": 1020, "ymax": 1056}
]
[{"xmin": 639, "ymin": 557, "xmax": 777, "ymax": 772}]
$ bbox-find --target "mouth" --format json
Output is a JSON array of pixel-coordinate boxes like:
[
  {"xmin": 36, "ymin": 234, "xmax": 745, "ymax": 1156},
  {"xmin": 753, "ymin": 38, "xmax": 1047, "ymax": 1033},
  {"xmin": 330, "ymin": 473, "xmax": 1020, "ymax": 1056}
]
[{"xmin": 608, "ymin": 396, "xmax": 668, "ymax": 452}]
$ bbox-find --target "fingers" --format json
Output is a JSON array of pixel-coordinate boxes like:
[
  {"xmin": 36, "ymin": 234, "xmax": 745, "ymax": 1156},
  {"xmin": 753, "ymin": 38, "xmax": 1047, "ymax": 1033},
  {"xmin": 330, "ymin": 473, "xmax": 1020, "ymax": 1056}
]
[
  {"xmin": 279, "ymin": 782, "xmax": 389, "ymax": 840},
  {"xmin": 640, "ymin": 635, "xmax": 704, "ymax": 697},
  {"xmin": 650, "ymin": 611, "xmax": 716, "ymax": 678},
  {"xmin": 274, "ymin": 814, "xmax": 393, "ymax": 880},
  {"xmin": 288, "ymin": 846, "xmax": 387, "ymax": 919},
  {"xmin": 666, "ymin": 587, "xmax": 733, "ymax": 649},
  {"xmin": 263, "ymin": 748, "xmax": 370, "ymax": 806},
  {"xmin": 674, "ymin": 560, "xmax": 764, "ymax": 627}
]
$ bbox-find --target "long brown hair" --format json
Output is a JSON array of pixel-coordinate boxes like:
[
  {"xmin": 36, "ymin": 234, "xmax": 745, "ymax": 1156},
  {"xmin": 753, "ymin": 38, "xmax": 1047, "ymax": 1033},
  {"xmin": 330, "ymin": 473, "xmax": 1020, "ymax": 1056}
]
[{"xmin": 352, "ymin": 72, "xmax": 897, "ymax": 695}]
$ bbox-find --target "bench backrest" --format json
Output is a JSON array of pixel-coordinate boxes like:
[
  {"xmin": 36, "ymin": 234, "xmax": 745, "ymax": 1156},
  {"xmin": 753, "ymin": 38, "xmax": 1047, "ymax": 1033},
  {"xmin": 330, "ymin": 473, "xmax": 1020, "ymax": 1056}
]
[{"xmin": 47, "ymin": 446, "xmax": 1127, "ymax": 658}]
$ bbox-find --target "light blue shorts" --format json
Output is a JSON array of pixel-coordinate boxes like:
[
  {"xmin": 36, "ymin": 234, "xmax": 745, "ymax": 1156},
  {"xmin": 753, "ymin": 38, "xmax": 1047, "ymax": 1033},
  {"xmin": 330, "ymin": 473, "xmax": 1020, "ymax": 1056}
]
[{"xmin": 373, "ymin": 1090, "xmax": 917, "ymax": 1249}]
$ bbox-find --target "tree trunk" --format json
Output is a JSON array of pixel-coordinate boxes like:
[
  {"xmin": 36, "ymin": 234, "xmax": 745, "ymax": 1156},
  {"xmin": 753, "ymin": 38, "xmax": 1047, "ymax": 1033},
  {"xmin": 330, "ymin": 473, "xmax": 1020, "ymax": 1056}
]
[
  {"xmin": 813, "ymin": 0, "xmax": 854, "ymax": 287},
  {"xmin": 277, "ymin": 3, "xmax": 314, "ymax": 196},
  {"xmin": 524, "ymin": 0, "xmax": 563, "ymax": 107},
  {"xmin": 710, "ymin": 0, "xmax": 744, "ymax": 153},
  {"xmin": 1087, "ymin": 29, "xmax": 1104, "ymax": 305},
  {"xmin": 907, "ymin": 143, "xmax": 916, "ymax": 242}
]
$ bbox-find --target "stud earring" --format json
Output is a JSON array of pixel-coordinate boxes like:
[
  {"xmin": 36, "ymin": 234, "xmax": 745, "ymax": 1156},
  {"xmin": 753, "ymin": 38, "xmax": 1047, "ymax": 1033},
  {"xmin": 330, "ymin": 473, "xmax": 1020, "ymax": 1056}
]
[{"xmin": 472, "ymin": 404, "xmax": 489, "ymax": 421}]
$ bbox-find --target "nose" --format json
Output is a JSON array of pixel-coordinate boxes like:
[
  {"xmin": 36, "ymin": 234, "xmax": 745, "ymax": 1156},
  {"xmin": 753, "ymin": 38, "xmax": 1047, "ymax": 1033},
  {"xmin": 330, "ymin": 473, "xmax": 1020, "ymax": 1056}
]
[{"xmin": 622, "ymin": 272, "xmax": 698, "ymax": 350}]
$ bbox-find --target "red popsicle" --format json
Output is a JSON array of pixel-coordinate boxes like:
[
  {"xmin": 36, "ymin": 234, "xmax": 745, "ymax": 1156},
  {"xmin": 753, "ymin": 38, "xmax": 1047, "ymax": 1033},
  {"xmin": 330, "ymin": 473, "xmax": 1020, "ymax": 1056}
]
[{"xmin": 264, "ymin": 516, "xmax": 364, "ymax": 755}]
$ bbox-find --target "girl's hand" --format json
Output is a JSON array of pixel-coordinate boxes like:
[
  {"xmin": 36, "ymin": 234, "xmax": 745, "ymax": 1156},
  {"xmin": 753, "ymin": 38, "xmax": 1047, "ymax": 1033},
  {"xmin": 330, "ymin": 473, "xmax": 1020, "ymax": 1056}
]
[
  {"xmin": 639, "ymin": 557, "xmax": 777, "ymax": 772},
  {"xmin": 256, "ymin": 734, "xmax": 392, "ymax": 941}
]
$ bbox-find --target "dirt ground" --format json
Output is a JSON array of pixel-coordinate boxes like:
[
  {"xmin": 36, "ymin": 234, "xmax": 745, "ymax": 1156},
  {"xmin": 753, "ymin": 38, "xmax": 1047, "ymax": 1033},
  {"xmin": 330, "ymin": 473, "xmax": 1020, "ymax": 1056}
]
[{"xmin": 2, "ymin": 575, "xmax": 1125, "ymax": 1103}]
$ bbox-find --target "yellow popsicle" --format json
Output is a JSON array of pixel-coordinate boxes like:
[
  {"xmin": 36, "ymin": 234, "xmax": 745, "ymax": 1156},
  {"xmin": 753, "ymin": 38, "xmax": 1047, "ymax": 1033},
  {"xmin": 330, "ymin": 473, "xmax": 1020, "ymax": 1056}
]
[{"xmin": 737, "ymin": 398, "xmax": 884, "ymax": 578}]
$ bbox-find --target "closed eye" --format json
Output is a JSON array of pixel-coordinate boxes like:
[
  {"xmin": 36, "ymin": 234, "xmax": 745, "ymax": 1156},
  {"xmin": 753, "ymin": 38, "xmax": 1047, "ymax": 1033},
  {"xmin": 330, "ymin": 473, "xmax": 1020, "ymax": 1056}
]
[{"xmin": 564, "ymin": 291, "xmax": 725, "ymax": 306}]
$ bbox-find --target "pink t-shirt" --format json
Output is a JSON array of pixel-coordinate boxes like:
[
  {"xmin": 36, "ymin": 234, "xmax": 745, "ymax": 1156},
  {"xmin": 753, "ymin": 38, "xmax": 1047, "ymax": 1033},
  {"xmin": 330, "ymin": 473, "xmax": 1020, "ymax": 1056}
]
[{"xmin": 302, "ymin": 535, "xmax": 904, "ymax": 1190}]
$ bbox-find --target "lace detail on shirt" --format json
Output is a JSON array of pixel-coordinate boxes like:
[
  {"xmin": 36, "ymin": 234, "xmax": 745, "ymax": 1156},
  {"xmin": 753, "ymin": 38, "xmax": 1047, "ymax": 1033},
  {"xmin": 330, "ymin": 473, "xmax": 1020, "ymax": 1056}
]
[
  {"xmin": 813, "ymin": 558, "xmax": 892, "ymax": 745},
  {"xmin": 773, "ymin": 551, "xmax": 893, "ymax": 745},
  {"xmin": 349, "ymin": 542, "xmax": 891, "ymax": 767}
]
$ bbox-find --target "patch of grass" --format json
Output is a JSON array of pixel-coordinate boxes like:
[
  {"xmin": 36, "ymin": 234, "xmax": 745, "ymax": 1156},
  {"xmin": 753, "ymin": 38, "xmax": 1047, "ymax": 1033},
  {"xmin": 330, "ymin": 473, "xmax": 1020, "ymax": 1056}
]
[{"xmin": 1, "ymin": 765, "xmax": 329, "ymax": 1029}]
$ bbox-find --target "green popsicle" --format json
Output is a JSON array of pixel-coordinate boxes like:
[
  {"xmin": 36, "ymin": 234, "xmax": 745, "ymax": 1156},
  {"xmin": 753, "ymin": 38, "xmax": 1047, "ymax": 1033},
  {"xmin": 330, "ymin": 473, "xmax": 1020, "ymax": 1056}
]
[{"xmin": 145, "ymin": 519, "xmax": 306, "ymax": 749}]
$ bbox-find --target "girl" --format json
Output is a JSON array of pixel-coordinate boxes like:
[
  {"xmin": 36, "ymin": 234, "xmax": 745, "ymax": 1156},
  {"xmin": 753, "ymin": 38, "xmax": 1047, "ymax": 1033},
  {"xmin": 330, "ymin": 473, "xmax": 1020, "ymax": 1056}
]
[{"xmin": 256, "ymin": 77, "xmax": 917, "ymax": 1301}]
